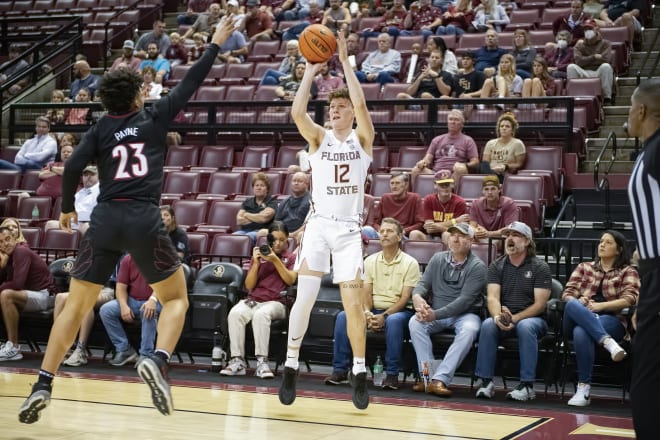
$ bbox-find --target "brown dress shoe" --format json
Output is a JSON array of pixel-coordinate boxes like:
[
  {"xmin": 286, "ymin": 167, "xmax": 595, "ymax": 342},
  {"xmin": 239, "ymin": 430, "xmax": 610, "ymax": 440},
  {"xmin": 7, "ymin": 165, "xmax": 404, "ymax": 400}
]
[
  {"xmin": 412, "ymin": 381, "xmax": 427, "ymax": 392},
  {"xmin": 427, "ymin": 381, "xmax": 452, "ymax": 397}
]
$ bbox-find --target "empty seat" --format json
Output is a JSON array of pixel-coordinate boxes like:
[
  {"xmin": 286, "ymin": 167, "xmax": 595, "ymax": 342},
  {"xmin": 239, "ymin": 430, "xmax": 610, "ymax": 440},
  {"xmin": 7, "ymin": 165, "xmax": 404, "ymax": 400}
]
[
  {"xmin": 370, "ymin": 173, "xmax": 392, "ymax": 198},
  {"xmin": 20, "ymin": 169, "xmax": 42, "ymax": 191},
  {"xmin": 520, "ymin": 146, "xmax": 564, "ymax": 205},
  {"xmin": 371, "ymin": 146, "xmax": 389, "ymax": 172},
  {"xmin": 206, "ymin": 200, "xmax": 243, "ymax": 230},
  {"xmin": 248, "ymin": 62, "xmax": 280, "ymax": 85},
  {"xmin": 21, "ymin": 227, "xmax": 42, "ymax": 248},
  {"xmin": 240, "ymin": 145, "xmax": 276, "ymax": 168},
  {"xmin": 186, "ymin": 232, "xmax": 209, "ymax": 256},
  {"xmin": 456, "ymin": 174, "xmax": 489, "ymax": 202},
  {"xmin": 16, "ymin": 196, "xmax": 52, "ymax": 220},
  {"xmin": 393, "ymin": 146, "xmax": 427, "ymax": 169},
  {"xmin": 247, "ymin": 40, "xmax": 280, "ymax": 62},
  {"xmin": 162, "ymin": 171, "xmax": 201, "ymax": 196},
  {"xmin": 413, "ymin": 174, "xmax": 436, "ymax": 197},
  {"xmin": 218, "ymin": 63, "xmax": 255, "ymax": 86},
  {"xmin": 361, "ymin": 83, "xmax": 381, "ymax": 101},
  {"xmin": 380, "ymin": 83, "xmax": 409, "ymax": 100},
  {"xmin": 502, "ymin": 175, "xmax": 545, "ymax": 231},
  {"xmin": 505, "ymin": 9, "xmax": 539, "ymax": 30},
  {"xmin": 402, "ymin": 240, "xmax": 445, "ymax": 271},
  {"xmin": 456, "ymin": 34, "xmax": 486, "ymax": 54},
  {"xmin": 193, "ymin": 85, "xmax": 226, "ymax": 102},
  {"xmin": 166, "ymin": 145, "xmax": 199, "ymax": 168},
  {"xmin": 394, "ymin": 35, "xmax": 424, "ymax": 54},
  {"xmin": 172, "ymin": 199, "xmax": 208, "ymax": 229},
  {"xmin": 199, "ymin": 145, "xmax": 234, "ymax": 169},
  {"xmin": 0, "ymin": 170, "xmax": 22, "ymax": 193},
  {"xmin": 275, "ymin": 145, "xmax": 302, "ymax": 169},
  {"xmin": 208, "ymin": 233, "xmax": 252, "ymax": 263},
  {"xmin": 42, "ymin": 228, "xmax": 80, "ymax": 250},
  {"xmin": 539, "ymin": 8, "xmax": 571, "ymax": 29}
]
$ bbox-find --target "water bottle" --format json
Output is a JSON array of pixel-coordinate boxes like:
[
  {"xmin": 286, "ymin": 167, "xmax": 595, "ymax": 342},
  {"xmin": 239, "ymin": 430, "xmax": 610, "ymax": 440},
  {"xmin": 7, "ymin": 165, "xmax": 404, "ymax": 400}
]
[
  {"xmin": 211, "ymin": 345, "xmax": 224, "ymax": 373},
  {"xmin": 373, "ymin": 355, "xmax": 384, "ymax": 386},
  {"xmin": 31, "ymin": 205, "xmax": 39, "ymax": 220},
  {"xmin": 422, "ymin": 361, "xmax": 430, "ymax": 389},
  {"xmin": 260, "ymin": 153, "xmax": 269, "ymax": 169}
]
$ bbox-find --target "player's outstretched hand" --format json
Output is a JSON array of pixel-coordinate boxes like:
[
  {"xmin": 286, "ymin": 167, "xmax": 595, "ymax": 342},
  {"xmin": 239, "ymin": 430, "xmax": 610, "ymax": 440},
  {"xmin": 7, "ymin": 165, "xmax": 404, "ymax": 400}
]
[
  {"xmin": 337, "ymin": 31, "xmax": 348, "ymax": 64},
  {"xmin": 212, "ymin": 15, "xmax": 236, "ymax": 47},
  {"xmin": 59, "ymin": 211, "xmax": 78, "ymax": 233}
]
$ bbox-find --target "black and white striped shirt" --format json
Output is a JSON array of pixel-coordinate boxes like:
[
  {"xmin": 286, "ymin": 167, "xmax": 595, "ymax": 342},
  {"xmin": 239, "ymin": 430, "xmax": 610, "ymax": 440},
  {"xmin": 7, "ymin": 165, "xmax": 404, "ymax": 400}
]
[{"xmin": 628, "ymin": 128, "xmax": 660, "ymax": 260}]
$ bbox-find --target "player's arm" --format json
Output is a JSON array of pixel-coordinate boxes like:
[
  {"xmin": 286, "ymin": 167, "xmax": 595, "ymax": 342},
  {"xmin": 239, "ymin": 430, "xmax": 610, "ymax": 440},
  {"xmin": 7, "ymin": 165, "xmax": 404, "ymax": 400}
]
[
  {"xmin": 339, "ymin": 32, "xmax": 374, "ymax": 155},
  {"xmin": 291, "ymin": 62, "xmax": 326, "ymax": 152}
]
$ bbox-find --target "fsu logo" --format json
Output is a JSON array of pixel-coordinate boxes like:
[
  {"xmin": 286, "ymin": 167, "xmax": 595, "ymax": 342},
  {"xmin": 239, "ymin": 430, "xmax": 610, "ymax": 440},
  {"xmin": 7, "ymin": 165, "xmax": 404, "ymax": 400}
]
[
  {"xmin": 212, "ymin": 265, "xmax": 225, "ymax": 278},
  {"xmin": 62, "ymin": 261, "xmax": 74, "ymax": 272}
]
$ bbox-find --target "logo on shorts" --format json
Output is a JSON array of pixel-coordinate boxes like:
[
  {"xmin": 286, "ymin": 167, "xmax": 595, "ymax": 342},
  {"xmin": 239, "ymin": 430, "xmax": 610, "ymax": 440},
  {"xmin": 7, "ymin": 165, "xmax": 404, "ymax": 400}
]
[
  {"xmin": 62, "ymin": 261, "xmax": 73, "ymax": 272},
  {"xmin": 212, "ymin": 265, "xmax": 225, "ymax": 278}
]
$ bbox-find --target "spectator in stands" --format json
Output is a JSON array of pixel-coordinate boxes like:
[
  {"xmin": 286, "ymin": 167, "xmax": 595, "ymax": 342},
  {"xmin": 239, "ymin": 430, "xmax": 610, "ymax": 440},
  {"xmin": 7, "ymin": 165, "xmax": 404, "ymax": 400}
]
[
  {"xmin": 421, "ymin": 170, "xmax": 469, "ymax": 242},
  {"xmin": 160, "ymin": 205, "xmax": 191, "ymax": 265},
  {"xmin": 99, "ymin": 253, "xmax": 162, "ymax": 366},
  {"xmin": 511, "ymin": 29, "xmax": 536, "ymax": 79},
  {"xmin": 109, "ymin": 40, "xmax": 142, "ymax": 73},
  {"xmin": 425, "ymin": 37, "xmax": 458, "ymax": 75},
  {"xmin": 474, "ymin": 221, "xmax": 552, "ymax": 401},
  {"xmin": 183, "ymin": 3, "xmax": 223, "ymax": 41},
  {"xmin": 409, "ymin": 222, "xmax": 486, "ymax": 397},
  {"xmin": 522, "ymin": 57, "xmax": 559, "ymax": 100},
  {"xmin": 592, "ymin": 0, "xmax": 645, "ymax": 47},
  {"xmin": 44, "ymin": 165, "xmax": 99, "ymax": 236},
  {"xmin": 478, "ymin": 54, "xmax": 523, "ymax": 106},
  {"xmin": 480, "ymin": 112, "xmax": 526, "ymax": 178},
  {"xmin": 276, "ymin": 61, "xmax": 318, "ymax": 100},
  {"xmin": 363, "ymin": 172, "xmax": 426, "ymax": 240},
  {"xmin": 139, "ymin": 43, "xmax": 172, "ymax": 85},
  {"xmin": 242, "ymin": 0, "xmax": 276, "ymax": 41},
  {"xmin": 356, "ymin": 33, "xmax": 401, "ymax": 85},
  {"xmin": 314, "ymin": 62, "xmax": 344, "ymax": 100},
  {"xmin": 325, "ymin": 218, "xmax": 420, "ymax": 389},
  {"xmin": 401, "ymin": 0, "xmax": 443, "ymax": 38},
  {"xmin": 234, "ymin": 172, "xmax": 278, "ymax": 245},
  {"xmin": 552, "ymin": 0, "xmax": 587, "ymax": 43},
  {"xmin": 216, "ymin": 29, "xmax": 249, "ymax": 64},
  {"xmin": 281, "ymin": 0, "xmax": 326, "ymax": 21},
  {"xmin": 561, "ymin": 229, "xmax": 639, "ymax": 407},
  {"xmin": 474, "ymin": 29, "xmax": 507, "ymax": 74},
  {"xmin": 452, "ymin": 52, "xmax": 485, "ymax": 98},
  {"xmin": 165, "ymin": 32, "xmax": 188, "ymax": 68},
  {"xmin": 397, "ymin": 49, "xmax": 453, "ymax": 102},
  {"xmin": 471, "ymin": 0, "xmax": 510, "ymax": 33},
  {"xmin": 583, "ymin": 0, "xmax": 605, "ymax": 23},
  {"xmin": 187, "ymin": 33, "xmax": 207, "ymax": 64},
  {"xmin": 469, "ymin": 175, "xmax": 519, "ymax": 242},
  {"xmin": 412, "ymin": 110, "xmax": 479, "ymax": 182},
  {"xmin": 177, "ymin": 0, "xmax": 213, "ymax": 26},
  {"xmin": 221, "ymin": 221, "xmax": 297, "ymax": 378},
  {"xmin": 327, "ymin": 32, "xmax": 361, "ymax": 77},
  {"xmin": 0, "ymin": 44, "xmax": 30, "ymax": 97},
  {"xmin": 566, "ymin": 19, "xmax": 614, "ymax": 104},
  {"xmin": 69, "ymin": 60, "xmax": 99, "ymax": 100},
  {"xmin": 261, "ymin": 40, "xmax": 305, "ymax": 85},
  {"xmin": 0, "ymin": 218, "xmax": 27, "ymax": 247},
  {"xmin": 258, "ymin": 172, "xmax": 311, "ymax": 244},
  {"xmin": 322, "ymin": 0, "xmax": 352, "ymax": 35},
  {"xmin": 140, "ymin": 66, "xmax": 163, "ymax": 101},
  {"xmin": 0, "ymin": 226, "xmax": 55, "ymax": 362},
  {"xmin": 64, "ymin": 88, "xmax": 91, "ymax": 125},
  {"xmin": 0, "ymin": 116, "xmax": 57, "ymax": 171},
  {"xmin": 135, "ymin": 20, "xmax": 171, "ymax": 58},
  {"xmin": 36, "ymin": 143, "xmax": 73, "ymax": 198},
  {"xmin": 281, "ymin": 1, "xmax": 325, "ymax": 41},
  {"xmin": 435, "ymin": 0, "xmax": 474, "ymax": 37},
  {"xmin": 544, "ymin": 30, "xmax": 575, "ymax": 79},
  {"xmin": 45, "ymin": 89, "xmax": 67, "ymax": 125},
  {"xmin": 363, "ymin": 0, "xmax": 407, "ymax": 38},
  {"xmin": 224, "ymin": 0, "xmax": 245, "ymax": 28}
]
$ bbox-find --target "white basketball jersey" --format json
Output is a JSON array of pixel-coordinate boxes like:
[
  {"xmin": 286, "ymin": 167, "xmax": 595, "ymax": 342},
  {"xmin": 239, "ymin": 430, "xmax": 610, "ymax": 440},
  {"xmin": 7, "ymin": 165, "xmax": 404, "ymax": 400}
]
[{"xmin": 308, "ymin": 129, "xmax": 372, "ymax": 222}]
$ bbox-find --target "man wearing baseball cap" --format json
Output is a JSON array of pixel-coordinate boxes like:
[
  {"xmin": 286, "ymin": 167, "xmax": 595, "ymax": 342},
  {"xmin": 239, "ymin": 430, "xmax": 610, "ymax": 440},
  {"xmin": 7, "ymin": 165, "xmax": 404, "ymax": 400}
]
[
  {"xmin": 474, "ymin": 220, "xmax": 552, "ymax": 402},
  {"xmin": 44, "ymin": 165, "xmax": 99, "ymax": 236},
  {"xmin": 409, "ymin": 221, "xmax": 486, "ymax": 397},
  {"xmin": 469, "ymin": 175, "xmax": 519, "ymax": 242},
  {"xmin": 421, "ymin": 169, "xmax": 469, "ymax": 242},
  {"xmin": 109, "ymin": 40, "xmax": 141, "ymax": 72}
]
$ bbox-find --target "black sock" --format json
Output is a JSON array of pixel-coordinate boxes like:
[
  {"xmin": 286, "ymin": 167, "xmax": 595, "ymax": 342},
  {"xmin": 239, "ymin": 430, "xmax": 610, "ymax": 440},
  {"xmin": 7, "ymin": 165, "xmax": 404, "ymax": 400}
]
[
  {"xmin": 154, "ymin": 350, "xmax": 170, "ymax": 363},
  {"xmin": 37, "ymin": 370, "xmax": 54, "ymax": 387}
]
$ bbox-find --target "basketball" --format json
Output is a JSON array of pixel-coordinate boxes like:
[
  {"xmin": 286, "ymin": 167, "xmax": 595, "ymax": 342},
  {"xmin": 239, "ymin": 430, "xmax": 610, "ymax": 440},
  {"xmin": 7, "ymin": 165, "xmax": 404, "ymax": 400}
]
[{"xmin": 298, "ymin": 24, "xmax": 337, "ymax": 64}]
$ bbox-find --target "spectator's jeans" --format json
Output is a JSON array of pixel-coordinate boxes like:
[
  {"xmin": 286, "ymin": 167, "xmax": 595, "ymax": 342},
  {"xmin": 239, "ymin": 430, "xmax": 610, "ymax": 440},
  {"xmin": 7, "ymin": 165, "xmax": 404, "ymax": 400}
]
[
  {"xmin": 409, "ymin": 312, "xmax": 481, "ymax": 385},
  {"xmin": 355, "ymin": 71, "xmax": 397, "ymax": 85},
  {"xmin": 474, "ymin": 316, "xmax": 547, "ymax": 383},
  {"xmin": 400, "ymin": 29, "xmax": 435, "ymax": 39},
  {"xmin": 260, "ymin": 69, "xmax": 286, "ymax": 85},
  {"xmin": 227, "ymin": 299, "xmax": 287, "ymax": 358},
  {"xmin": 435, "ymin": 24, "xmax": 465, "ymax": 36},
  {"xmin": 0, "ymin": 158, "xmax": 41, "ymax": 171},
  {"xmin": 100, "ymin": 297, "xmax": 161, "ymax": 356},
  {"xmin": 362, "ymin": 226, "xmax": 379, "ymax": 240},
  {"xmin": 566, "ymin": 62, "xmax": 614, "ymax": 99},
  {"xmin": 363, "ymin": 27, "xmax": 401, "ymax": 39},
  {"xmin": 333, "ymin": 308, "xmax": 413, "ymax": 376},
  {"xmin": 563, "ymin": 299, "xmax": 626, "ymax": 383},
  {"xmin": 282, "ymin": 22, "xmax": 309, "ymax": 41},
  {"xmin": 232, "ymin": 229, "xmax": 258, "ymax": 246}
]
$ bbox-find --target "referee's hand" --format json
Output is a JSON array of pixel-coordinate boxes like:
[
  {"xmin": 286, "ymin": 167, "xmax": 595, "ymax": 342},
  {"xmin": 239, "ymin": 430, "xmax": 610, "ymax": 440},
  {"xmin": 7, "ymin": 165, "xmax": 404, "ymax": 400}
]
[{"xmin": 60, "ymin": 211, "xmax": 78, "ymax": 233}]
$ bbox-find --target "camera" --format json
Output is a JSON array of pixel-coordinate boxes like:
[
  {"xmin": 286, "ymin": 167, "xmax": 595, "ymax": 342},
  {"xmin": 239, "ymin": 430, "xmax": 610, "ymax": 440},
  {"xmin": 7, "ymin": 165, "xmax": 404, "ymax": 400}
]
[{"xmin": 259, "ymin": 243, "xmax": 271, "ymax": 255}]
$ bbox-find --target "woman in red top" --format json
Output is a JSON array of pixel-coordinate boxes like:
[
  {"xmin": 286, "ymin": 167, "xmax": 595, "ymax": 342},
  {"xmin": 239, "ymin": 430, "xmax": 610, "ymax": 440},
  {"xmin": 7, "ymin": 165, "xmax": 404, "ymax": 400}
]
[{"xmin": 36, "ymin": 142, "xmax": 74, "ymax": 198}]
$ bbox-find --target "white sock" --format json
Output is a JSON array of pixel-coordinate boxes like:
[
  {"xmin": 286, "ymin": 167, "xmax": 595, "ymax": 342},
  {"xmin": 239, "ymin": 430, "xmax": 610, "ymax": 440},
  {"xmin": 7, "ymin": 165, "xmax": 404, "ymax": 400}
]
[
  {"xmin": 284, "ymin": 275, "xmax": 321, "ymax": 369},
  {"xmin": 352, "ymin": 357, "xmax": 367, "ymax": 375}
]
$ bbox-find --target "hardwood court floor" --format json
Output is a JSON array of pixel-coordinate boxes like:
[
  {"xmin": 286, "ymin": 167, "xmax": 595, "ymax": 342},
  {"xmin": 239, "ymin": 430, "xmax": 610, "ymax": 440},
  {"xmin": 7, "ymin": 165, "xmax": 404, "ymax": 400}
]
[{"xmin": 0, "ymin": 362, "xmax": 635, "ymax": 440}]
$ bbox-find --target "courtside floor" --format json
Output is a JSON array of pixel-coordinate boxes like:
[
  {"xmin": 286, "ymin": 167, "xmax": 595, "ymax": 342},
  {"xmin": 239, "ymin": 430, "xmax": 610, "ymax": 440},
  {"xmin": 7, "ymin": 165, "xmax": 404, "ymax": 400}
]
[{"xmin": 0, "ymin": 360, "xmax": 634, "ymax": 440}]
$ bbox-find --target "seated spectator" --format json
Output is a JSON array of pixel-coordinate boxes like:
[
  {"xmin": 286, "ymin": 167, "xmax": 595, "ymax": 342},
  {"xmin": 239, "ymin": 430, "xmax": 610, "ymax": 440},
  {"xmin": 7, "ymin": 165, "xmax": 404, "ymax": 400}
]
[
  {"xmin": 100, "ymin": 253, "xmax": 161, "ymax": 366},
  {"xmin": 474, "ymin": 221, "xmax": 552, "ymax": 401},
  {"xmin": 0, "ymin": 218, "xmax": 28, "ymax": 247},
  {"xmin": 325, "ymin": 218, "xmax": 420, "ymax": 389},
  {"xmin": 183, "ymin": 3, "xmax": 222, "ymax": 41},
  {"xmin": 45, "ymin": 89, "xmax": 67, "ymax": 125},
  {"xmin": 362, "ymin": 0, "xmax": 407, "ymax": 39},
  {"xmin": 315, "ymin": 62, "xmax": 344, "ymax": 100},
  {"xmin": 363, "ymin": 172, "xmax": 425, "ymax": 240},
  {"xmin": 474, "ymin": 29, "xmax": 507, "ymax": 75},
  {"xmin": 177, "ymin": 0, "xmax": 213, "ymax": 26},
  {"xmin": 109, "ymin": 40, "xmax": 142, "ymax": 72},
  {"xmin": 0, "ymin": 44, "xmax": 30, "ymax": 97},
  {"xmin": 412, "ymin": 110, "xmax": 479, "ymax": 181},
  {"xmin": 583, "ymin": 0, "xmax": 605, "ymax": 25},
  {"xmin": 552, "ymin": 0, "xmax": 587, "ymax": 43},
  {"xmin": 224, "ymin": 0, "xmax": 245, "ymax": 28},
  {"xmin": 566, "ymin": 19, "xmax": 614, "ymax": 103},
  {"xmin": 241, "ymin": 0, "xmax": 276, "ymax": 42},
  {"xmin": 561, "ymin": 229, "xmax": 639, "ymax": 407},
  {"xmin": 140, "ymin": 66, "xmax": 163, "ymax": 101},
  {"xmin": 452, "ymin": 52, "xmax": 485, "ymax": 98},
  {"xmin": 65, "ymin": 88, "xmax": 91, "ymax": 125},
  {"xmin": 0, "ymin": 116, "xmax": 57, "ymax": 171},
  {"xmin": 435, "ymin": 0, "xmax": 474, "ymax": 37},
  {"xmin": 221, "ymin": 221, "xmax": 297, "ymax": 378},
  {"xmin": 69, "ymin": 61, "xmax": 99, "ymax": 100},
  {"xmin": 216, "ymin": 29, "xmax": 249, "ymax": 64},
  {"xmin": 480, "ymin": 112, "xmax": 526, "ymax": 178},
  {"xmin": 139, "ymin": 43, "xmax": 171, "ymax": 85},
  {"xmin": 511, "ymin": 29, "xmax": 536, "ymax": 79},
  {"xmin": 261, "ymin": 40, "xmax": 305, "ymax": 86},
  {"xmin": 471, "ymin": 0, "xmax": 509, "ymax": 33},
  {"xmin": 479, "ymin": 54, "xmax": 523, "ymax": 105},
  {"xmin": 522, "ymin": 57, "xmax": 559, "ymax": 100},
  {"xmin": 276, "ymin": 61, "xmax": 318, "ymax": 100},
  {"xmin": 258, "ymin": 172, "xmax": 311, "ymax": 244},
  {"xmin": 187, "ymin": 33, "xmax": 207, "ymax": 64},
  {"xmin": 327, "ymin": 33, "xmax": 361, "ymax": 78},
  {"xmin": 397, "ymin": 50, "xmax": 452, "ymax": 102},
  {"xmin": 234, "ymin": 172, "xmax": 278, "ymax": 245},
  {"xmin": 409, "ymin": 222, "xmax": 485, "ymax": 397},
  {"xmin": 165, "ymin": 32, "xmax": 188, "ymax": 68},
  {"xmin": 592, "ymin": 0, "xmax": 645, "ymax": 46},
  {"xmin": 469, "ymin": 175, "xmax": 519, "ymax": 241},
  {"xmin": 426, "ymin": 36, "xmax": 458, "ymax": 75},
  {"xmin": 0, "ymin": 226, "xmax": 55, "ymax": 361},
  {"xmin": 160, "ymin": 205, "xmax": 191, "ymax": 265},
  {"xmin": 356, "ymin": 33, "xmax": 401, "ymax": 85},
  {"xmin": 421, "ymin": 170, "xmax": 469, "ymax": 242},
  {"xmin": 36, "ymin": 142, "xmax": 73, "ymax": 198},
  {"xmin": 44, "ymin": 165, "xmax": 99, "ymax": 236},
  {"xmin": 544, "ymin": 30, "xmax": 575, "ymax": 79},
  {"xmin": 401, "ymin": 0, "xmax": 443, "ymax": 39},
  {"xmin": 281, "ymin": 1, "xmax": 325, "ymax": 41},
  {"xmin": 135, "ymin": 20, "xmax": 171, "ymax": 59},
  {"xmin": 322, "ymin": 0, "xmax": 352, "ymax": 35},
  {"xmin": 281, "ymin": 0, "xmax": 327, "ymax": 21}
]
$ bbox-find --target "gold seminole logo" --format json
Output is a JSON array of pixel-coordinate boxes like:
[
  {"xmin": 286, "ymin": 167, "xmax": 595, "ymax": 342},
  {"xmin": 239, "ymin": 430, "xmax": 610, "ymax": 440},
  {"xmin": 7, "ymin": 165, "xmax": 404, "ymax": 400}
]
[
  {"xmin": 212, "ymin": 265, "xmax": 225, "ymax": 278},
  {"xmin": 62, "ymin": 261, "xmax": 74, "ymax": 272}
]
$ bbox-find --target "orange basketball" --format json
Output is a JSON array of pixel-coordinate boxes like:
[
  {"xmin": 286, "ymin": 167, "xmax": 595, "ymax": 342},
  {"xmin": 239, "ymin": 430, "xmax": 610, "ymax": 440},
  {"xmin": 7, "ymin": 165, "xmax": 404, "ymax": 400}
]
[{"xmin": 298, "ymin": 24, "xmax": 337, "ymax": 64}]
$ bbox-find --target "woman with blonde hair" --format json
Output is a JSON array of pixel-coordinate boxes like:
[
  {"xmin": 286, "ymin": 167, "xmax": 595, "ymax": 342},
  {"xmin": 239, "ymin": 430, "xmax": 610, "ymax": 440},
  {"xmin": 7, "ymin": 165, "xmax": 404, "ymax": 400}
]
[
  {"xmin": 140, "ymin": 66, "xmax": 163, "ymax": 100},
  {"xmin": 45, "ymin": 89, "xmax": 67, "ymax": 125},
  {"xmin": 479, "ymin": 54, "xmax": 523, "ymax": 103},
  {"xmin": 1, "ymin": 218, "xmax": 28, "ymax": 246},
  {"xmin": 472, "ymin": 0, "xmax": 509, "ymax": 32},
  {"xmin": 480, "ymin": 112, "xmax": 526, "ymax": 179}
]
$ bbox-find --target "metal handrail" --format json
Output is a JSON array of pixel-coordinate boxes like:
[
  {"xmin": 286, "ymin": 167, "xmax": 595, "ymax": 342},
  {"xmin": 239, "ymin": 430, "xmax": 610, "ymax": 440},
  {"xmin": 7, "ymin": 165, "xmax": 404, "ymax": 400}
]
[{"xmin": 593, "ymin": 130, "xmax": 618, "ymax": 190}]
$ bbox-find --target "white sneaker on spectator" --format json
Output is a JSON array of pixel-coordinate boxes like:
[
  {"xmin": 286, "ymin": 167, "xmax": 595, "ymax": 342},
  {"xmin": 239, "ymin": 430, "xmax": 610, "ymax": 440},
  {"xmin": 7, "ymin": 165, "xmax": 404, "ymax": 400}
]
[
  {"xmin": 0, "ymin": 341, "xmax": 23, "ymax": 361},
  {"xmin": 603, "ymin": 337, "xmax": 626, "ymax": 362},
  {"xmin": 255, "ymin": 360, "xmax": 274, "ymax": 379},
  {"xmin": 63, "ymin": 346, "xmax": 88, "ymax": 366},
  {"xmin": 476, "ymin": 379, "xmax": 495, "ymax": 398},
  {"xmin": 506, "ymin": 382, "xmax": 536, "ymax": 401},
  {"xmin": 220, "ymin": 357, "xmax": 246, "ymax": 376},
  {"xmin": 568, "ymin": 383, "xmax": 591, "ymax": 407}
]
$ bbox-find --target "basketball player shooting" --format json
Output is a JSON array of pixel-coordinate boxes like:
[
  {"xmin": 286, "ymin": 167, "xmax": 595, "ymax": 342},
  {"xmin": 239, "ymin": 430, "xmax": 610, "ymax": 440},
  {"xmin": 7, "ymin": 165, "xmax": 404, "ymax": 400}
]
[{"xmin": 278, "ymin": 32, "xmax": 375, "ymax": 410}]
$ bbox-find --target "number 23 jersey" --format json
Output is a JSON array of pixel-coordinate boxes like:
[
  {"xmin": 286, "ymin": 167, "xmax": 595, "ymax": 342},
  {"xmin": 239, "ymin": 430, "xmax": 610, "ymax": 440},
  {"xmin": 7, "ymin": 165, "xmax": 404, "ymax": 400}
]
[{"xmin": 308, "ymin": 129, "xmax": 372, "ymax": 222}]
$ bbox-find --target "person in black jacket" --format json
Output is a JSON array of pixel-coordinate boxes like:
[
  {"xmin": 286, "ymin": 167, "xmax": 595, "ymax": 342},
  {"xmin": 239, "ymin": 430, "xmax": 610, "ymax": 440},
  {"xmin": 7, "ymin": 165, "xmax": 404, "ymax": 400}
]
[{"xmin": 18, "ymin": 17, "xmax": 237, "ymax": 424}]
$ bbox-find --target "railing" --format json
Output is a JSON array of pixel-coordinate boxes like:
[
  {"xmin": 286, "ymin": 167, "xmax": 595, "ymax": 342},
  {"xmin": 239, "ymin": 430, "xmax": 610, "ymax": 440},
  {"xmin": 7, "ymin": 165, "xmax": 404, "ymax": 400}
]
[{"xmin": 593, "ymin": 130, "xmax": 622, "ymax": 229}]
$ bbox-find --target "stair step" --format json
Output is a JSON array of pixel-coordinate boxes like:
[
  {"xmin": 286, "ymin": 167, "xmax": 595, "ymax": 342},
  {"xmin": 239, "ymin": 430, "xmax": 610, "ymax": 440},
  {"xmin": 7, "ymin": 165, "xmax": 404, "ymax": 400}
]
[
  {"xmin": 582, "ymin": 161, "xmax": 635, "ymax": 173},
  {"xmin": 604, "ymin": 105, "xmax": 632, "ymax": 115},
  {"xmin": 586, "ymin": 147, "xmax": 637, "ymax": 161}
]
